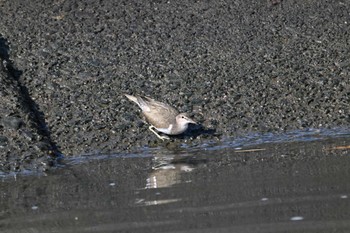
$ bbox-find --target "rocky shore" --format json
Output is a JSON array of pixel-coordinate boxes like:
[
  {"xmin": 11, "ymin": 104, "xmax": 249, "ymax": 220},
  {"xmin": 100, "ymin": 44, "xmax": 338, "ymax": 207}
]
[{"xmin": 0, "ymin": 0, "xmax": 349, "ymax": 172}]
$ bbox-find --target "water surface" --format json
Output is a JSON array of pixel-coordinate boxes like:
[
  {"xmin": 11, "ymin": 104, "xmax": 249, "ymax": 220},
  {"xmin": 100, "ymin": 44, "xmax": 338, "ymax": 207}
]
[{"xmin": 1, "ymin": 129, "xmax": 350, "ymax": 233}]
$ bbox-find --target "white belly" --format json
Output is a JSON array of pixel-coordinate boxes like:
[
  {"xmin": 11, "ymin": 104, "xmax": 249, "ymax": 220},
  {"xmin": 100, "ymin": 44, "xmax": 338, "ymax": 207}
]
[{"xmin": 155, "ymin": 124, "xmax": 173, "ymax": 134}]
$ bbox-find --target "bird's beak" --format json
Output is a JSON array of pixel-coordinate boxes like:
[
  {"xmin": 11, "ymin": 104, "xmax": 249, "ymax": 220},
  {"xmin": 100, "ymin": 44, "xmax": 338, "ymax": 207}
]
[{"xmin": 188, "ymin": 118, "xmax": 197, "ymax": 124}]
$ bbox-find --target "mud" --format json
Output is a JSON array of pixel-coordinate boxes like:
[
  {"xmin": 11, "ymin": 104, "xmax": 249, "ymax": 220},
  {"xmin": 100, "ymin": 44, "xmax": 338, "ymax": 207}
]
[{"xmin": 0, "ymin": 0, "xmax": 349, "ymax": 172}]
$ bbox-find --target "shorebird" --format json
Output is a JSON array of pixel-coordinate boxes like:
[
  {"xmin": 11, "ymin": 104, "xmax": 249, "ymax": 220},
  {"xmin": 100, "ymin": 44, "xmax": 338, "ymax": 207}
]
[{"xmin": 125, "ymin": 94, "xmax": 196, "ymax": 140}]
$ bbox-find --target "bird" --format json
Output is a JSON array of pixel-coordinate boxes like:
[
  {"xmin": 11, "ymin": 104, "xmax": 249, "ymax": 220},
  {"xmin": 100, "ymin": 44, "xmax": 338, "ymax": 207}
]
[{"xmin": 124, "ymin": 94, "xmax": 196, "ymax": 140}]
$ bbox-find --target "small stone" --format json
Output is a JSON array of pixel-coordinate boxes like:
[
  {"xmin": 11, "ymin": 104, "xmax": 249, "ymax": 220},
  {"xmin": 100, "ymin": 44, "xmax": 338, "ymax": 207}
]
[
  {"xmin": 20, "ymin": 129, "xmax": 35, "ymax": 141},
  {"xmin": 0, "ymin": 136, "xmax": 9, "ymax": 147},
  {"xmin": 34, "ymin": 141, "xmax": 51, "ymax": 151},
  {"xmin": 114, "ymin": 123, "xmax": 129, "ymax": 131},
  {"xmin": 46, "ymin": 81, "xmax": 60, "ymax": 91},
  {"xmin": 1, "ymin": 117, "xmax": 24, "ymax": 130}
]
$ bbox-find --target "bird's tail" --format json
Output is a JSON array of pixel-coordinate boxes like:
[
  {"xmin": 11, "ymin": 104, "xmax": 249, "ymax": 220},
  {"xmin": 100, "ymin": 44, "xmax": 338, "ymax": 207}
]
[
  {"xmin": 124, "ymin": 94, "xmax": 138, "ymax": 104},
  {"xmin": 124, "ymin": 94, "xmax": 150, "ymax": 112}
]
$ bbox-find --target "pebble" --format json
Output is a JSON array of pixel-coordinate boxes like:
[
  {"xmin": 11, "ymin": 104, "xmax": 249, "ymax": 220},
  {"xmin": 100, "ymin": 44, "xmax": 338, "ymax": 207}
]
[
  {"xmin": 0, "ymin": 136, "xmax": 9, "ymax": 147},
  {"xmin": 1, "ymin": 116, "xmax": 23, "ymax": 130}
]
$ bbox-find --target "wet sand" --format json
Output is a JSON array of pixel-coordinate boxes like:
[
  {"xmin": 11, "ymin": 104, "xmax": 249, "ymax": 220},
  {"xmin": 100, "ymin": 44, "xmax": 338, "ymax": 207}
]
[{"xmin": 0, "ymin": 0, "xmax": 349, "ymax": 171}]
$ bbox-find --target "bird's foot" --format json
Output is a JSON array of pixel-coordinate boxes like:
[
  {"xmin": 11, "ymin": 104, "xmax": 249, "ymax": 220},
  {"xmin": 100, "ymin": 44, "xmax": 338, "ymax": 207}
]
[{"xmin": 149, "ymin": 126, "xmax": 170, "ymax": 141}]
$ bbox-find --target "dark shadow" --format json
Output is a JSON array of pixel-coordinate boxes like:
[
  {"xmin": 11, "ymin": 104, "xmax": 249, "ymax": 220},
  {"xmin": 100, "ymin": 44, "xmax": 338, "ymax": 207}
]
[
  {"xmin": 0, "ymin": 37, "xmax": 10, "ymax": 61},
  {"xmin": 171, "ymin": 123, "xmax": 217, "ymax": 140},
  {"xmin": 0, "ymin": 35, "xmax": 62, "ymax": 161}
]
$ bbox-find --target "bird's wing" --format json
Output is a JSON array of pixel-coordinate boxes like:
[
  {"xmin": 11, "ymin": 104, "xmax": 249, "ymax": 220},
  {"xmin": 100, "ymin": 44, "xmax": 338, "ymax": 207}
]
[{"xmin": 143, "ymin": 96, "xmax": 179, "ymax": 115}]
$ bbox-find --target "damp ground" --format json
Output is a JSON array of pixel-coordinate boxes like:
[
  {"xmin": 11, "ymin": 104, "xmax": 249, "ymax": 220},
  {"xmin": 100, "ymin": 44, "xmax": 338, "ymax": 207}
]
[{"xmin": 1, "ymin": 0, "xmax": 349, "ymax": 172}]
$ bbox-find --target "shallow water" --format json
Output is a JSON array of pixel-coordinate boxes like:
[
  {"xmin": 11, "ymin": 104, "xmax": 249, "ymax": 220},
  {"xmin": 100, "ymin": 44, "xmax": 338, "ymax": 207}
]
[{"xmin": 1, "ymin": 129, "xmax": 350, "ymax": 233}]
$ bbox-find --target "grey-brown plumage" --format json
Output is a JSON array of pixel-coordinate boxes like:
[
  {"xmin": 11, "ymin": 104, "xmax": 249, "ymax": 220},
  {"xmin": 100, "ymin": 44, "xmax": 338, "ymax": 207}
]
[{"xmin": 125, "ymin": 94, "xmax": 196, "ymax": 140}]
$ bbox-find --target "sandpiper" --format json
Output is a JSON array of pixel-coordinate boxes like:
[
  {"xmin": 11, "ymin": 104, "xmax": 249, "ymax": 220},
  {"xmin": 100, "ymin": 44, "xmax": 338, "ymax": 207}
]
[{"xmin": 125, "ymin": 94, "xmax": 196, "ymax": 140}]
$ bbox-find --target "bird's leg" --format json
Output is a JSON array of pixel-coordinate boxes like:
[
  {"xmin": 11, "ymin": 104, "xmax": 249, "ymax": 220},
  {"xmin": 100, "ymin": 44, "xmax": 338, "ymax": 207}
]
[{"xmin": 149, "ymin": 126, "xmax": 170, "ymax": 140}]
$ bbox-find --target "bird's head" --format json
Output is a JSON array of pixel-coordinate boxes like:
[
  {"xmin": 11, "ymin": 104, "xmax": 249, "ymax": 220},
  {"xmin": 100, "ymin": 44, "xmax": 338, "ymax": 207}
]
[{"xmin": 176, "ymin": 113, "xmax": 196, "ymax": 126}]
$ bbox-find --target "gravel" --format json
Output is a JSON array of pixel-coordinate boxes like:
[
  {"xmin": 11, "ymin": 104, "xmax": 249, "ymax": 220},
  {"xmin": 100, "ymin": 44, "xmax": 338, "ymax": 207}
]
[{"xmin": 0, "ymin": 0, "xmax": 349, "ymax": 172}]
